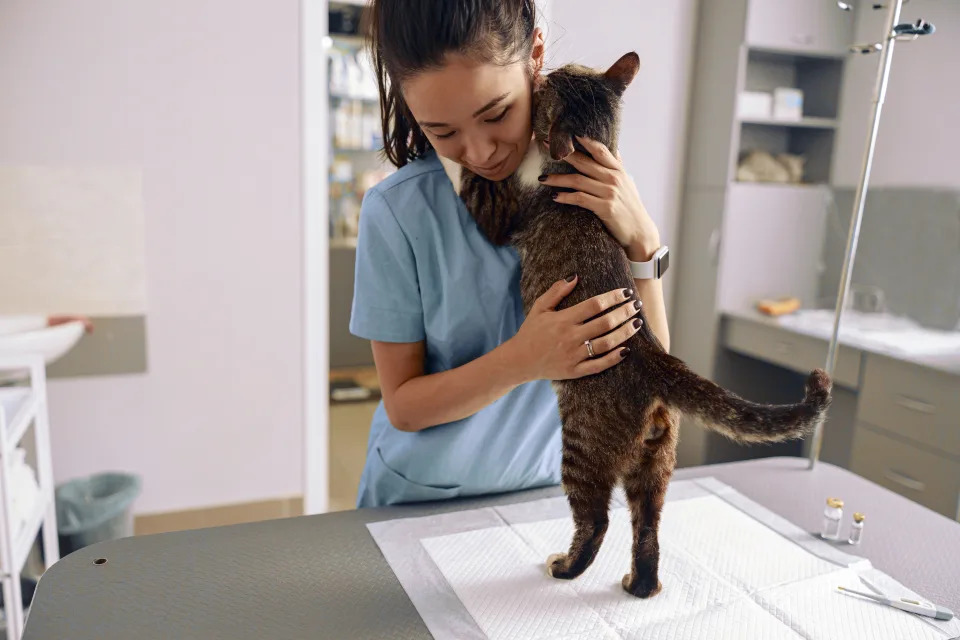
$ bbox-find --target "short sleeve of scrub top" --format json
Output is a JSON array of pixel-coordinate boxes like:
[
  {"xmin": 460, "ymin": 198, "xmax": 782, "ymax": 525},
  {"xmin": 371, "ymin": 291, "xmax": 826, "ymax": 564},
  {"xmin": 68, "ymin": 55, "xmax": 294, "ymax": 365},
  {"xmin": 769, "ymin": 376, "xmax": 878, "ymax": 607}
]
[{"xmin": 349, "ymin": 151, "xmax": 562, "ymax": 508}]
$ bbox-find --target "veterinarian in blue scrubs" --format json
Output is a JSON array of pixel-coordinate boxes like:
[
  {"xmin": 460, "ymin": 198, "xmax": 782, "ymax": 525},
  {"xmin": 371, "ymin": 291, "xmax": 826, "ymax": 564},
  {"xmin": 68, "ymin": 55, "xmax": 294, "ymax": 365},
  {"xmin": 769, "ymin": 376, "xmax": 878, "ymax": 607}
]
[{"xmin": 350, "ymin": 0, "xmax": 670, "ymax": 507}]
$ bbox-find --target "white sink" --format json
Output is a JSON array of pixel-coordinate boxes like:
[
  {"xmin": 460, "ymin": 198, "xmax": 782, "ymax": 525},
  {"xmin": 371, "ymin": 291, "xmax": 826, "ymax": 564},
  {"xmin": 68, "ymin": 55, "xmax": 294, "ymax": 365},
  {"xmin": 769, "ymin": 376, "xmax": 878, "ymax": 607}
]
[
  {"xmin": 776, "ymin": 309, "xmax": 960, "ymax": 356},
  {"xmin": 0, "ymin": 317, "xmax": 85, "ymax": 381}
]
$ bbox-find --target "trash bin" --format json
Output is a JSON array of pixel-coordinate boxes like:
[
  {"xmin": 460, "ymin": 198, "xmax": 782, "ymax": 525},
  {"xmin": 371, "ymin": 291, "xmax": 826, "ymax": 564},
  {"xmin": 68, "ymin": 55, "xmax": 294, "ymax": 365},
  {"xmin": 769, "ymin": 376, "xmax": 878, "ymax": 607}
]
[{"xmin": 55, "ymin": 472, "xmax": 142, "ymax": 556}]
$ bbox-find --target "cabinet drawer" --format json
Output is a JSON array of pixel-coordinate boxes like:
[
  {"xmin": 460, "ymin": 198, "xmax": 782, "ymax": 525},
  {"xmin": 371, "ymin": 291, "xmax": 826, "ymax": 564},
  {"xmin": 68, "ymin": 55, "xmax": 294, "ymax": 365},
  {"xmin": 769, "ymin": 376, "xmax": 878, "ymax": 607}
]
[
  {"xmin": 851, "ymin": 424, "xmax": 960, "ymax": 520},
  {"xmin": 858, "ymin": 355, "xmax": 960, "ymax": 457},
  {"xmin": 746, "ymin": 0, "xmax": 853, "ymax": 56},
  {"xmin": 747, "ymin": 0, "xmax": 818, "ymax": 53},
  {"xmin": 724, "ymin": 317, "xmax": 861, "ymax": 388}
]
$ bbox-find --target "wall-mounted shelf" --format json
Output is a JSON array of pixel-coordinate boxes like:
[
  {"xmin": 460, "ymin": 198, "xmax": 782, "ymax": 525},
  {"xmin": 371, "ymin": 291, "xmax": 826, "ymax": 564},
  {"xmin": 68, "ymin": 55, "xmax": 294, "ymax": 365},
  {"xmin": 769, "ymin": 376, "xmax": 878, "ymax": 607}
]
[
  {"xmin": 747, "ymin": 46, "xmax": 846, "ymax": 61},
  {"xmin": 331, "ymin": 92, "xmax": 378, "ymax": 102},
  {"xmin": 334, "ymin": 146, "xmax": 380, "ymax": 153},
  {"xmin": 739, "ymin": 116, "xmax": 837, "ymax": 129},
  {"xmin": 733, "ymin": 179, "xmax": 827, "ymax": 189}
]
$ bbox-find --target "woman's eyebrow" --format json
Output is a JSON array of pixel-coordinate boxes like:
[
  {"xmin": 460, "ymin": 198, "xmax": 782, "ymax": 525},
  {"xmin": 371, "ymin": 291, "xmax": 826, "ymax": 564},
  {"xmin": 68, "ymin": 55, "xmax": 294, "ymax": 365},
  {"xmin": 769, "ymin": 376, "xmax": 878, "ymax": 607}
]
[
  {"xmin": 419, "ymin": 92, "xmax": 511, "ymax": 128},
  {"xmin": 472, "ymin": 92, "xmax": 510, "ymax": 117}
]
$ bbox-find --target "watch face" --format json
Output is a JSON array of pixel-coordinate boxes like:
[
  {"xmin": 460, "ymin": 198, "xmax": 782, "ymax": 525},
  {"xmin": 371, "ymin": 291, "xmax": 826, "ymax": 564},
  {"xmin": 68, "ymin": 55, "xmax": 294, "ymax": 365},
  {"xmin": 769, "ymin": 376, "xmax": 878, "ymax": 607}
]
[{"xmin": 658, "ymin": 250, "xmax": 669, "ymax": 277}]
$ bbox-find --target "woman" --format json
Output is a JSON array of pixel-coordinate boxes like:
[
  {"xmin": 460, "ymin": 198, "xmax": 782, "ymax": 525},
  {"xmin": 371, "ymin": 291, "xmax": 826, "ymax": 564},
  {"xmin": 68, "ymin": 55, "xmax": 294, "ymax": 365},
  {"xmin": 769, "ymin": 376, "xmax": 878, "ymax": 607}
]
[{"xmin": 350, "ymin": 0, "xmax": 669, "ymax": 507}]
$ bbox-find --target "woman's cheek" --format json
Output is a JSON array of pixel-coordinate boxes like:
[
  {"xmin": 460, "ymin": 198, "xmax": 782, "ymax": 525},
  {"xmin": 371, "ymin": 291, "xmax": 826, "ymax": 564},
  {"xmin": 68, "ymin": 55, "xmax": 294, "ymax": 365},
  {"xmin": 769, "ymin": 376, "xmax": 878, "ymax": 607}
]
[{"xmin": 504, "ymin": 111, "xmax": 532, "ymax": 147}]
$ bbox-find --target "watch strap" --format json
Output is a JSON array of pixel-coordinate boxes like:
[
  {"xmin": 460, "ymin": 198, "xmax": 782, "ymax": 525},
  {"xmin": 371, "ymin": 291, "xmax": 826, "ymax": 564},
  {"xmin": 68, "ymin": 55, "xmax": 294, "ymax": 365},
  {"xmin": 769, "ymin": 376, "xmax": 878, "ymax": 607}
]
[{"xmin": 629, "ymin": 245, "xmax": 669, "ymax": 280}]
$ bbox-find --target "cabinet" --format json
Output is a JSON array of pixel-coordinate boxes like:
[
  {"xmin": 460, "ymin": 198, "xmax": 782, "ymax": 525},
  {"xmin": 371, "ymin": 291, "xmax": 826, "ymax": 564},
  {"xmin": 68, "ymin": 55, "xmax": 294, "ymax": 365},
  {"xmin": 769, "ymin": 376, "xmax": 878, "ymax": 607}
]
[
  {"xmin": 851, "ymin": 425, "xmax": 960, "ymax": 520},
  {"xmin": 746, "ymin": 0, "xmax": 854, "ymax": 56},
  {"xmin": 850, "ymin": 355, "xmax": 960, "ymax": 520},
  {"xmin": 672, "ymin": 0, "xmax": 854, "ymax": 466},
  {"xmin": 857, "ymin": 355, "xmax": 960, "ymax": 458},
  {"xmin": 721, "ymin": 317, "xmax": 960, "ymax": 520},
  {"xmin": 722, "ymin": 314, "xmax": 862, "ymax": 389}
]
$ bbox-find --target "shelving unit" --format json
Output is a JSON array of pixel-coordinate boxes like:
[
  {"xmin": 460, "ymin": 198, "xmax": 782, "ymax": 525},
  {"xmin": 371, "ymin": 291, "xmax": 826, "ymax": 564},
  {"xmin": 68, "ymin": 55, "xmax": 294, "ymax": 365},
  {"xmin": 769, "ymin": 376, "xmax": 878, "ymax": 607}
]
[
  {"xmin": 327, "ymin": 1, "xmax": 392, "ymax": 369},
  {"xmin": 671, "ymin": 0, "xmax": 855, "ymax": 467},
  {"xmin": 0, "ymin": 357, "xmax": 59, "ymax": 640}
]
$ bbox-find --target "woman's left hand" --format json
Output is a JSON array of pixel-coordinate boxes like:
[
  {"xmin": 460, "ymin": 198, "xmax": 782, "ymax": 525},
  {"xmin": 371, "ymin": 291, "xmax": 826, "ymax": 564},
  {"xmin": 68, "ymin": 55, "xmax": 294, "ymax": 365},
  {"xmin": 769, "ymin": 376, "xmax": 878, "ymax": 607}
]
[{"xmin": 539, "ymin": 136, "xmax": 661, "ymax": 260}]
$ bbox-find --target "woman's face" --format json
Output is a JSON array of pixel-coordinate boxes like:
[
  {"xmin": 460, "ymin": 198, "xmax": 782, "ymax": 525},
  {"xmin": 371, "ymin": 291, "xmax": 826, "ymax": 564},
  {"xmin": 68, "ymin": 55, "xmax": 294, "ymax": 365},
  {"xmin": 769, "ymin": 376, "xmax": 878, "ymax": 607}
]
[{"xmin": 401, "ymin": 32, "xmax": 545, "ymax": 182}]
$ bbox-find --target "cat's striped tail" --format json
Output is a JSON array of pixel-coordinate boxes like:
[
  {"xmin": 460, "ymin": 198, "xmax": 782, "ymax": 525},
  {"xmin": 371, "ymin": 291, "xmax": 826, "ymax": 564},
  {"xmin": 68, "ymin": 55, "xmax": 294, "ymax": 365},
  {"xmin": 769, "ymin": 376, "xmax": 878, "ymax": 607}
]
[{"xmin": 660, "ymin": 359, "xmax": 832, "ymax": 444}]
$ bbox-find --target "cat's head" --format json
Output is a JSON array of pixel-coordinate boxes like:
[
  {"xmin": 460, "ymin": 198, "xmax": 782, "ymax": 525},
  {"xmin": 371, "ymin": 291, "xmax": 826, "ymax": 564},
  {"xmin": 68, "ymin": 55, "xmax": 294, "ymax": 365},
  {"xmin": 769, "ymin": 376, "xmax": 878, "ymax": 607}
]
[{"xmin": 534, "ymin": 52, "xmax": 640, "ymax": 161}]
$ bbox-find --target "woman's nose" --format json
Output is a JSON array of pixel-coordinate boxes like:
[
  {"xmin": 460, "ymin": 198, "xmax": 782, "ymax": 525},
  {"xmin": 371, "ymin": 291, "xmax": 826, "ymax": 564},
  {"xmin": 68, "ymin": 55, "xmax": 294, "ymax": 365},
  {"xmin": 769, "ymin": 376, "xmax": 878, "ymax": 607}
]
[{"xmin": 460, "ymin": 134, "xmax": 497, "ymax": 168}]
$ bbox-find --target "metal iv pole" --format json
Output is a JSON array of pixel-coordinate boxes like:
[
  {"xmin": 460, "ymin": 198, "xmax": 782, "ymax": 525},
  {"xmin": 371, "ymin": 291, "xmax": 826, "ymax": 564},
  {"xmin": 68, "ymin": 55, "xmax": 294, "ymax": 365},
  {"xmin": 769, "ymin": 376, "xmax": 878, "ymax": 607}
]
[{"xmin": 808, "ymin": 0, "xmax": 935, "ymax": 468}]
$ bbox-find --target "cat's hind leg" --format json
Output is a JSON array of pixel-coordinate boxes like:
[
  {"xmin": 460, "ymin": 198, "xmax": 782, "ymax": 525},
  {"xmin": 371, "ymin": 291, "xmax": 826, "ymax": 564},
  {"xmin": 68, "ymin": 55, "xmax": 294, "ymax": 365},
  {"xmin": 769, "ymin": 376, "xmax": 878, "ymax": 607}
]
[
  {"xmin": 547, "ymin": 480, "xmax": 615, "ymax": 580},
  {"xmin": 547, "ymin": 430, "xmax": 616, "ymax": 581},
  {"xmin": 621, "ymin": 406, "xmax": 677, "ymax": 598}
]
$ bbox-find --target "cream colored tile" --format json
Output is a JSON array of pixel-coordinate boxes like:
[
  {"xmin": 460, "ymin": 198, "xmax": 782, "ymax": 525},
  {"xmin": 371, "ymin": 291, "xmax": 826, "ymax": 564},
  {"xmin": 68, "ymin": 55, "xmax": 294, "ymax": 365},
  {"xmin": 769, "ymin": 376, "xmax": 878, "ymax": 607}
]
[{"xmin": 0, "ymin": 166, "xmax": 146, "ymax": 315}]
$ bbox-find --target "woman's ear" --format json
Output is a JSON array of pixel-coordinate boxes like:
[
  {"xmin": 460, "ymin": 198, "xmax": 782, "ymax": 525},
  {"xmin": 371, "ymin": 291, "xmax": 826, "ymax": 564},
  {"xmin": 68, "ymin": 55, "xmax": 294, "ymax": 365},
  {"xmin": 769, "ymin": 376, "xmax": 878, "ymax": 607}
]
[{"xmin": 530, "ymin": 27, "xmax": 546, "ymax": 77}]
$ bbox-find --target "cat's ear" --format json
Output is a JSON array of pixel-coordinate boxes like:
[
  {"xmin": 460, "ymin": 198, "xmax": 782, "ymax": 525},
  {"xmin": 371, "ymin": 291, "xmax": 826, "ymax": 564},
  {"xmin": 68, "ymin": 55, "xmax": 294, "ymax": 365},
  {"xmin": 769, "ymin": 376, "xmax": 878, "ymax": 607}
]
[
  {"xmin": 548, "ymin": 119, "xmax": 575, "ymax": 160},
  {"xmin": 604, "ymin": 52, "xmax": 640, "ymax": 94}
]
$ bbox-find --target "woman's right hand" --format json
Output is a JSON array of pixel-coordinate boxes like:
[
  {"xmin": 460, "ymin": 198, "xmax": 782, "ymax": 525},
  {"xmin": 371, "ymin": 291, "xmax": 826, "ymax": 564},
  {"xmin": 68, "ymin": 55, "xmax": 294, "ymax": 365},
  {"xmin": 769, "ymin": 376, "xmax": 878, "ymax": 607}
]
[{"xmin": 506, "ymin": 275, "xmax": 643, "ymax": 383}]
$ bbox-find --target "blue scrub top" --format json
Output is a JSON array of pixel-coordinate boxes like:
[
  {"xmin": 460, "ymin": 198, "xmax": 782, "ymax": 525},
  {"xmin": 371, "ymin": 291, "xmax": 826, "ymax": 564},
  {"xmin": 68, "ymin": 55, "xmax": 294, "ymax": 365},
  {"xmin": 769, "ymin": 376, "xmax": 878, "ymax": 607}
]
[{"xmin": 349, "ymin": 151, "xmax": 562, "ymax": 508}]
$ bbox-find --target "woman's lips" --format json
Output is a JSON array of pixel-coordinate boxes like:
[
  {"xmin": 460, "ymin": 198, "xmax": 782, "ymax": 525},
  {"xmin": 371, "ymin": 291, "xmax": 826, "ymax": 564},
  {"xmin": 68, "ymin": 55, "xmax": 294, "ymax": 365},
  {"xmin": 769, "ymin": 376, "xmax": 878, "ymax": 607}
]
[{"xmin": 473, "ymin": 156, "xmax": 508, "ymax": 172}]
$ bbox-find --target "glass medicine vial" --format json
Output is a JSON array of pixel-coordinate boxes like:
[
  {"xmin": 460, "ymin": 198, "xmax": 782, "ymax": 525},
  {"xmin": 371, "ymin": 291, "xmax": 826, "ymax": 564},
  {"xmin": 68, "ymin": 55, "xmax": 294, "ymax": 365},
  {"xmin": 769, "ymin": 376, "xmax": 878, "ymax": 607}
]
[
  {"xmin": 848, "ymin": 512, "xmax": 865, "ymax": 545},
  {"xmin": 820, "ymin": 497, "xmax": 843, "ymax": 540}
]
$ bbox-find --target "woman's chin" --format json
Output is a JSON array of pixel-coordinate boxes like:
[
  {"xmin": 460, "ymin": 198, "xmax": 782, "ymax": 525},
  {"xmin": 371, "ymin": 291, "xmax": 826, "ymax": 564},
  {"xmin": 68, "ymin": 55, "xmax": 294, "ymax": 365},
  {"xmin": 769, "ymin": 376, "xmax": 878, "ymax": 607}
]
[{"xmin": 483, "ymin": 153, "xmax": 523, "ymax": 182}]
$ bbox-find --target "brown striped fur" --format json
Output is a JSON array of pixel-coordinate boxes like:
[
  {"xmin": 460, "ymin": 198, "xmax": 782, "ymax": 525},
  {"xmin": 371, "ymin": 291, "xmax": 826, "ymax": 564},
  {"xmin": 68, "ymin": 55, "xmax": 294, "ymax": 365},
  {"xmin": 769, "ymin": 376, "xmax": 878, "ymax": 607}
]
[{"xmin": 455, "ymin": 52, "xmax": 832, "ymax": 598}]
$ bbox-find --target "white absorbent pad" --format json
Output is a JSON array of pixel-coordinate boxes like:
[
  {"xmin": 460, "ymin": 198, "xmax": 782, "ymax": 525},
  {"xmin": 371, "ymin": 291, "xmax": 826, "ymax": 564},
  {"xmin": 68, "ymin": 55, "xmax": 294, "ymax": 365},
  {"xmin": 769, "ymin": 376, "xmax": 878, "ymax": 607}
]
[{"xmin": 368, "ymin": 477, "xmax": 960, "ymax": 640}]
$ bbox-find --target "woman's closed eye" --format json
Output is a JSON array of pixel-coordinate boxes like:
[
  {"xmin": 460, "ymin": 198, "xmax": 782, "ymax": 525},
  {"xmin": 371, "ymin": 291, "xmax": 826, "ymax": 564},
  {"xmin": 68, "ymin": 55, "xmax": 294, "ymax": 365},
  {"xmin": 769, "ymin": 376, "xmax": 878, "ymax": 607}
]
[
  {"xmin": 427, "ymin": 105, "xmax": 511, "ymax": 139},
  {"xmin": 485, "ymin": 106, "xmax": 511, "ymax": 123}
]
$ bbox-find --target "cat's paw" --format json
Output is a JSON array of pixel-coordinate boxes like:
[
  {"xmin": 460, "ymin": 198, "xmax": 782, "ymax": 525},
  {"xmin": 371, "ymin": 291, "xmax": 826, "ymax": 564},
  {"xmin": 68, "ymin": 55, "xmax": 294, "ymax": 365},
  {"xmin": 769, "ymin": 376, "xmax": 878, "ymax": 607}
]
[
  {"xmin": 546, "ymin": 553, "xmax": 569, "ymax": 578},
  {"xmin": 622, "ymin": 573, "xmax": 663, "ymax": 599}
]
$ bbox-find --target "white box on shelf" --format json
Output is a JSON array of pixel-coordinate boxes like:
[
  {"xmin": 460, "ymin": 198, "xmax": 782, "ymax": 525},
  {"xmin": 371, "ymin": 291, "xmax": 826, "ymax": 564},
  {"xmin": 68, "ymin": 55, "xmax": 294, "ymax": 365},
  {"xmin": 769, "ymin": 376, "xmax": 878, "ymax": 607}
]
[
  {"xmin": 773, "ymin": 87, "xmax": 804, "ymax": 121},
  {"xmin": 737, "ymin": 91, "xmax": 772, "ymax": 119}
]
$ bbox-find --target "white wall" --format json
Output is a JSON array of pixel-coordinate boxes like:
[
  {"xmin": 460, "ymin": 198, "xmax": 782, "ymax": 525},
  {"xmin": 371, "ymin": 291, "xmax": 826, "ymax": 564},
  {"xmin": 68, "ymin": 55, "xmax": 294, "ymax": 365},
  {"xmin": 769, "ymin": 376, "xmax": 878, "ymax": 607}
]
[
  {"xmin": 546, "ymin": 0, "xmax": 699, "ymax": 307},
  {"xmin": 833, "ymin": 0, "xmax": 960, "ymax": 188},
  {"xmin": 0, "ymin": 1, "xmax": 306, "ymax": 513}
]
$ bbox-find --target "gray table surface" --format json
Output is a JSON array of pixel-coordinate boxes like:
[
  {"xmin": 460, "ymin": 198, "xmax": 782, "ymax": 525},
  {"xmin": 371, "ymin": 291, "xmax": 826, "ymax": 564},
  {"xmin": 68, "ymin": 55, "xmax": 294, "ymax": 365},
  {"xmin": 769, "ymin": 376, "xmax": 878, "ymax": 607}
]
[{"xmin": 23, "ymin": 457, "xmax": 960, "ymax": 639}]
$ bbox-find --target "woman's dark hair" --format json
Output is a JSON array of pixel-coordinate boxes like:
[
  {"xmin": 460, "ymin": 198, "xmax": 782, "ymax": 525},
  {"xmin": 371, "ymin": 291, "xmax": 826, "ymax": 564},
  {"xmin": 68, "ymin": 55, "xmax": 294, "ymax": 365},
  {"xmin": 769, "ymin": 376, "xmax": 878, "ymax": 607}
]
[{"xmin": 368, "ymin": 0, "xmax": 537, "ymax": 168}]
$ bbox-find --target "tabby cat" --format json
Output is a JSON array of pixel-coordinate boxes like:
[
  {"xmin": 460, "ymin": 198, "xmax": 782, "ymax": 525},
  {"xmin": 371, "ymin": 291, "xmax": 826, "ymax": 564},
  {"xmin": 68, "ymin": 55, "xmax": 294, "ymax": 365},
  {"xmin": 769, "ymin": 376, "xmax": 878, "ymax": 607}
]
[{"xmin": 440, "ymin": 52, "xmax": 832, "ymax": 599}]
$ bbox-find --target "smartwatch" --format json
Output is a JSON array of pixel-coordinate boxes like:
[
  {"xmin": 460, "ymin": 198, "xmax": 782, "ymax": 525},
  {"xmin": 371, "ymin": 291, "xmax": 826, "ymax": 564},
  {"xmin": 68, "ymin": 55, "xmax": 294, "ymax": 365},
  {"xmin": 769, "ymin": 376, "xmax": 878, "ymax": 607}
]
[{"xmin": 629, "ymin": 245, "xmax": 669, "ymax": 280}]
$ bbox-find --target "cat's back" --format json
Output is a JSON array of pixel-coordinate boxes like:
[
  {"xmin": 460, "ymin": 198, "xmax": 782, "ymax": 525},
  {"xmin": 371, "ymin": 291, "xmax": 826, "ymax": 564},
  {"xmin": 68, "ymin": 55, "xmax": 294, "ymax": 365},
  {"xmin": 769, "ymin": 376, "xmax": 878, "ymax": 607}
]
[{"xmin": 517, "ymin": 197, "xmax": 633, "ymax": 308}]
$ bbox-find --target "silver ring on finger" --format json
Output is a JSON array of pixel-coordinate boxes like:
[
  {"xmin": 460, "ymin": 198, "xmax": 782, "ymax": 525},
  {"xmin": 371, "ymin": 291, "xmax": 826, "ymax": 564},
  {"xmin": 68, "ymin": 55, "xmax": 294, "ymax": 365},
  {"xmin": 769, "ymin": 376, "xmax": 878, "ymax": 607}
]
[{"xmin": 584, "ymin": 339, "xmax": 596, "ymax": 359}]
